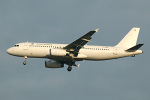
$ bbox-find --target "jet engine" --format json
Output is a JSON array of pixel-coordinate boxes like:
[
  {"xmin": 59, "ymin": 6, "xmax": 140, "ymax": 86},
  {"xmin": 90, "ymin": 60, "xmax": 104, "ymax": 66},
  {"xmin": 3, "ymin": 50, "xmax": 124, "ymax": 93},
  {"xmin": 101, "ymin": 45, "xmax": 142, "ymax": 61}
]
[
  {"xmin": 50, "ymin": 49, "xmax": 69, "ymax": 56},
  {"xmin": 45, "ymin": 61, "xmax": 64, "ymax": 68}
]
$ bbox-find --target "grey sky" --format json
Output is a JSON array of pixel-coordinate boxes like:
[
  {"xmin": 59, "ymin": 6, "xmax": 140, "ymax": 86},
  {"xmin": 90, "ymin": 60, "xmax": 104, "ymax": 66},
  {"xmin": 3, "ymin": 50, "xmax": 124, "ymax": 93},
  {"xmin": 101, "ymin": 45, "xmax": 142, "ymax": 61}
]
[{"xmin": 0, "ymin": 0, "xmax": 150, "ymax": 100}]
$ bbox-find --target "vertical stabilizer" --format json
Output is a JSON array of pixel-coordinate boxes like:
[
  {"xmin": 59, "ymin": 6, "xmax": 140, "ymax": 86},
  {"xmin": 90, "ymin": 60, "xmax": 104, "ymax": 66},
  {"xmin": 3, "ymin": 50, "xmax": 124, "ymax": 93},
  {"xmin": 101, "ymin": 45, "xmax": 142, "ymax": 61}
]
[{"xmin": 115, "ymin": 27, "xmax": 140, "ymax": 48}]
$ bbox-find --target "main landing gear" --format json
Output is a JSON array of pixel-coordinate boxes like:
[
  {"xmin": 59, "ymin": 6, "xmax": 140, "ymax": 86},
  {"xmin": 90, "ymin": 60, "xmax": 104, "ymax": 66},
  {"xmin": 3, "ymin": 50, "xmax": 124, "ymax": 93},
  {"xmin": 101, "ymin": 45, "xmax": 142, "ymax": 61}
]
[
  {"xmin": 23, "ymin": 56, "xmax": 27, "ymax": 65},
  {"xmin": 67, "ymin": 61, "xmax": 80, "ymax": 72},
  {"xmin": 67, "ymin": 66, "xmax": 72, "ymax": 72}
]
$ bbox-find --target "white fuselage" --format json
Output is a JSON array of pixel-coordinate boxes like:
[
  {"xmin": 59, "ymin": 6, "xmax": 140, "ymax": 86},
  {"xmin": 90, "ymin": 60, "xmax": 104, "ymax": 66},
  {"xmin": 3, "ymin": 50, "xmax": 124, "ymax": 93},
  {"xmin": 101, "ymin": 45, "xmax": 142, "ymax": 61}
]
[{"xmin": 7, "ymin": 42, "xmax": 143, "ymax": 61}]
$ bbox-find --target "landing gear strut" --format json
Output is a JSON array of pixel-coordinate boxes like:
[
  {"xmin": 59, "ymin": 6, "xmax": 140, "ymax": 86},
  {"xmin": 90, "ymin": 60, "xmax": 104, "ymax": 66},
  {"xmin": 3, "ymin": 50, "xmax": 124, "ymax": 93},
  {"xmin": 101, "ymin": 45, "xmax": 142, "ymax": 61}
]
[
  {"xmin": 66, "ymin": 59, "xmax": 80, "ymax": 71},
  {"xmin": 23, "ymin": 56, "xmax": 27, "ymax": 65},
  {"xmin": 67, "ymin": 66, "xmax": 72, "ymax": 72}
]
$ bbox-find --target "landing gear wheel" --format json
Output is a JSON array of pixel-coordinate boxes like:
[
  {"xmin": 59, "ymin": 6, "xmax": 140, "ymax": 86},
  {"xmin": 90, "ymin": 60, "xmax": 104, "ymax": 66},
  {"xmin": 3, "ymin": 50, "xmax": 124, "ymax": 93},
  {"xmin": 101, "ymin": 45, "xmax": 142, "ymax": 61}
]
[
  {"xmin": 67, "ymin": 66, "xmax": 72, "ymax": 72},
  {"xmin": 23, "ymin": 56, "xmax": 27, "ymax": 65},
  {"xmin": 23, "ymin": 61, "xmax": 27, "ymax": 65}
]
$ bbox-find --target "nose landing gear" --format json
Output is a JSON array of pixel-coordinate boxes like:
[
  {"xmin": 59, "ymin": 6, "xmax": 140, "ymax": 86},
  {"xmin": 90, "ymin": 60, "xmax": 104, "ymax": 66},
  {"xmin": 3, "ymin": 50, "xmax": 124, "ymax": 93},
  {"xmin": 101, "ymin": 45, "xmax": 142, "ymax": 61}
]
[
  {"xmin": 23, "ymin": 56, "xmax": 27, "ymax": 65},
  {"xmin": 23, "ymin": 61, "xmax": 27, "ymax": 65}
]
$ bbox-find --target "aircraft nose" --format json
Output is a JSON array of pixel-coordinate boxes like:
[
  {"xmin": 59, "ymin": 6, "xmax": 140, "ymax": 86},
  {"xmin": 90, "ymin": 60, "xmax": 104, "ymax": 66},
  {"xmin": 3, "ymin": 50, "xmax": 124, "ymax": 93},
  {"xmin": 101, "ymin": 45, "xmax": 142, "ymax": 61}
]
[{"xmin": 7, "ymin": 48, "xmax": 13, "ymax": 54}]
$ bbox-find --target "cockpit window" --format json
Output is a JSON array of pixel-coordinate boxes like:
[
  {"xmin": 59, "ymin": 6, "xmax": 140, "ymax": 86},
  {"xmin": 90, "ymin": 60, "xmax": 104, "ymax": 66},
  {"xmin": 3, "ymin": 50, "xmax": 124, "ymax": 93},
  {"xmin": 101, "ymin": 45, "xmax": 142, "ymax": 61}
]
[{"xmin": 14, "ymin": 45, "xmax": 19, "ymax": 47}]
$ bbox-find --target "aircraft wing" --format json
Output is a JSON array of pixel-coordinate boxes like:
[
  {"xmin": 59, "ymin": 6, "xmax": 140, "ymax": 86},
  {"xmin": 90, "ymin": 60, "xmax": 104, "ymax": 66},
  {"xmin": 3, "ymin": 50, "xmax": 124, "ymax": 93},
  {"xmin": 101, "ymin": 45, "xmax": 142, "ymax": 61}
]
[{"xmin": 64, "ymin": 29, "xmax": 98, "ymax": 56}]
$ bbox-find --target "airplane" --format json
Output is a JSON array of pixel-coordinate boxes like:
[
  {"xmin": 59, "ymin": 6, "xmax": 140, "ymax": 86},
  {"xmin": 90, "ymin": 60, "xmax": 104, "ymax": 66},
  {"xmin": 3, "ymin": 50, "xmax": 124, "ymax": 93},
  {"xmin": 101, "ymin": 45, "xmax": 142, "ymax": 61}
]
[{"xmin": 7, "ymin": 27, "xmax": 143, "ymax": 71}]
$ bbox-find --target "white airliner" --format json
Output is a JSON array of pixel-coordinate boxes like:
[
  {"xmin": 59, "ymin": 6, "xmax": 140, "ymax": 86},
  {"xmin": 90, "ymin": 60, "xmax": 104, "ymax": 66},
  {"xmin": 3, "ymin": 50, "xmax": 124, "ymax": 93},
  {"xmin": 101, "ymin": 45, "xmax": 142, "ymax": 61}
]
[{"xmin": 7, "ymin": 28, "xmax": 143, "ymax": 71}]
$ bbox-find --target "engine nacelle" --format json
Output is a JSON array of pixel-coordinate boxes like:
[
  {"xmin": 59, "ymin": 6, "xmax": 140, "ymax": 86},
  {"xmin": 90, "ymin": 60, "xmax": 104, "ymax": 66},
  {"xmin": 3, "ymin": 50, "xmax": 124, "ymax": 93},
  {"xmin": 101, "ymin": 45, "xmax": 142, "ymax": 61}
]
[
  {"xmin": 50, "ymin": 49, "xmax": 68, "ymax": 56},
  {"xmin": 45, "ymin": 61, "xmax": 64, "ymax": 68}
]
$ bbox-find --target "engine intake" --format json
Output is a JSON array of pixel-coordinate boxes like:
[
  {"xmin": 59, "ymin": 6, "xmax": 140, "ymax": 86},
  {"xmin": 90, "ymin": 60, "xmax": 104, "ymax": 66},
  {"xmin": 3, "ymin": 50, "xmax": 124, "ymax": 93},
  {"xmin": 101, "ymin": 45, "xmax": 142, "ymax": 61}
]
[{"xmin": 45, "ymin": 61, "xmax": 64, "ymax": 68}]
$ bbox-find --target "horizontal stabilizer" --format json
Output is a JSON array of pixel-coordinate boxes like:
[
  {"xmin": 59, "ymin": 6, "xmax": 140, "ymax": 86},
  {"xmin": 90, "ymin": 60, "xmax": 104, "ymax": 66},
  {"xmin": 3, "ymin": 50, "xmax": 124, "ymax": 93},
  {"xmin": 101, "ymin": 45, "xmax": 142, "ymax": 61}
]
[{"xmin": 126, "ymin": 44, "xmax": 144, "ymax": 52}]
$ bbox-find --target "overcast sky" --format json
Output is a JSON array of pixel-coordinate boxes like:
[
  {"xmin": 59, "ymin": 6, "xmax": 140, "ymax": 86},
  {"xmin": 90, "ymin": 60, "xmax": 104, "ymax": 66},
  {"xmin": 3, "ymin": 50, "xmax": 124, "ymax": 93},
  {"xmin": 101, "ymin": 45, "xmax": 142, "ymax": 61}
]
[{"xmin": 0, "ymin": 0, "xmax": 150, "ymax": 100}]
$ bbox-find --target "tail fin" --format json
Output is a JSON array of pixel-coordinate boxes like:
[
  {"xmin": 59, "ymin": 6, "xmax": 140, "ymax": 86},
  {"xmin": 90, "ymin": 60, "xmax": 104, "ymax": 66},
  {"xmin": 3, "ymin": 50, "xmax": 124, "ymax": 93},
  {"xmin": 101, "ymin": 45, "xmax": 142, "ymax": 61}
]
[{"xmin": 115, "ymin": 27, "xmax": 140, "ymax": 48}]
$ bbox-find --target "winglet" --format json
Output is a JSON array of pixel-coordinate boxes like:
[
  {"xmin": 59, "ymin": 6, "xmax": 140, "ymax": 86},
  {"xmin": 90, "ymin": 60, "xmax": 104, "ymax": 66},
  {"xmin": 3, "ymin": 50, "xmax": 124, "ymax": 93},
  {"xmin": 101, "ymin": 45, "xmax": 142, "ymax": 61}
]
[{"xmin": 95, "ymin": 29, "xmax": 99, "ymax": 32}]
